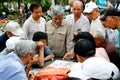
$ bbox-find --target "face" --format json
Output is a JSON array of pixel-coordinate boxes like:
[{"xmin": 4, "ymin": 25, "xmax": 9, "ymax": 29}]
[
  {"xmin": 26, "ymin": 51, "xmax": 35, "ymax": 64},
  {"xmin": 32, "ymin": 6, "xmax": 42, "ymax": 20},
  {"xmin": 104, "ymin": 16, "xmax": 118, "ymax": 29},
  {"xmin": 52, "ymin": 14, "xmax": 63, "ymax": 26},
  {"xmin": 40, "ymin": 39, "xmax": 46, "ymax": 47},
  {"xmin": 85, "ymin": 10, "xmax": 97, "ymax": 21},
  {"xmin": 72, "ymin": 3, "xmax": 83, "ymax": 18},
  {"xmin": 94, "ymin": 37, "xmax": 104, "ymax": 47}
]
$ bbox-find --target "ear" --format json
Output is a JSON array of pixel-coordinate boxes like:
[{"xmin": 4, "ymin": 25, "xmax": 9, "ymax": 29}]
[{"xmin": 6, "ymin": 31, "xmax": 14, "ymax": 37}]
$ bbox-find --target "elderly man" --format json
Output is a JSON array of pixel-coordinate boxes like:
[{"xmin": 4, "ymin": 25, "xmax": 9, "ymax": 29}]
[
  {"xmin": 84, "ymin": 1, "xmax": 105, "ymax": 35},
  {"xmin": 100, "ymin": 7, "xmax": 120, "ymax": 55},
  {"xmin": 22, "ymin": 2, "xmax": 46, "ymax": 40},
  {"xmin": 0, "ymin": 40, "xmax": 37, "ymax": 80},
  {"xmin": 0, "ymin": 21, "xmax": 24, "ymax": 52},
  {"xmin": 84, "ymin": 1, "xmax": 119, "ymax": 49},
  {"xmin": 66, "ymin": 0, "xmax": 90, "ymax": 36},
  {"xmin": 45, "ymin": 5, "xmax": 74, "ymax": 58}
]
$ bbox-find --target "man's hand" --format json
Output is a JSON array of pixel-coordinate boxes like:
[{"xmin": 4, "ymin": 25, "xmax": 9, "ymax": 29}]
[
  {"xmin": 63, "ymin": 52, "xmax": 75, "ymax": 60},
  {"xmin": 36, "ymin": 41, "xmax": 45, "ymax": 50}
]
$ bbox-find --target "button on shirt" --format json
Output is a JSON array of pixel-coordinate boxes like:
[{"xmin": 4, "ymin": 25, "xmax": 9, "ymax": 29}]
[
  {"xmin": 45, "ymin": 20, "xmax": 74, "ymax": 57},
  {"xmin": 22, "ymin": 16, "xmax": 46, "ymax": 40},
  {"xmin": 66, "ymin": 14, "xmax": 90, "ymax": 32},
  {"xmin": 0, "ymin": 52, "xmax": 28, "ymax": 80}
]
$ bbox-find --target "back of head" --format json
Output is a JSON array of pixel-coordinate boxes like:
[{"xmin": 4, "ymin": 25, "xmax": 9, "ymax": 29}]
[
  {"xmin": 32, "ymin": 31, "xmax": 47, "ymax": 41},
  {"xmin": 6, "ymin": 36, "xmax": 21, "ymax": 51},
  {"xmin": 74, "ymin": 38, "xmax": 96, "ymax": 58},
  {"xmin": 30, "ymin": 2, "xmax": 42, "ymax": 12},
  {"xmin": 15, "ymin": 40, "xmax": 37, "ymax": 57},
  {"xmin": 51, "ymin": 5, "xmax": 64, "ymax": 16},
  {"xmin": 5, "ymin": 21, "xmax": 23, "ymax": 36},
  {"xmin": 74, "ymin": 32, "xmax": 96, "ymax": 47}
]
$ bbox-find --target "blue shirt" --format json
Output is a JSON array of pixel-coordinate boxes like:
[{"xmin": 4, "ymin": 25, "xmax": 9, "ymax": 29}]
[
  {"xmin": 0, "ymin": 52, "xmax": 28, "ymax": 80},
  {"xmin": 96, "ymin": 0, "xmax": 107, "ymax": 13},
  {"xmin": 36, "ymin": 45, "xmax": 53, "ymax": 57},
  {"xmin": 0, "ymin": 32, "xmax": 9, "ymax": 52},
  {"xmin": 0, "ymin": 48, "xmax": 8, "ymax": 60}
]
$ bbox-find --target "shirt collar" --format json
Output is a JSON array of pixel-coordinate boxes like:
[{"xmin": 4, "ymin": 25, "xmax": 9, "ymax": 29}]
[{"xmin": 51, "ymin": 20, "xmax": 64, "ymax": 27}]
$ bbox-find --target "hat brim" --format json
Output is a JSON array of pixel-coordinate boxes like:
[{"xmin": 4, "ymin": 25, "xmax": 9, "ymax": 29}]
[
  {"xmin": 12, "ymin": 28, "xmax": 24, "ymax": 36},
  {"xmin": 100, "ymin": 15, "xmax": 107, "ymax": 21},
  {"xmin": 84, "ymin": 9, "xmax": 93, "ymax": 13}
]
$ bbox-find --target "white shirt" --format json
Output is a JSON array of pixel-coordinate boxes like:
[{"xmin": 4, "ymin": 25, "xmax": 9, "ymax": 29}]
[
  {"xmin": 90, "ymin": 16, "xmax": 105, "ymax": 34},
  {"xmin": 66, "ymin": 14, "xmax": 90, "ymax": 32},
  {"xmin": 22, "ymin": 16, "xmax": 46, "ymax": 40}
]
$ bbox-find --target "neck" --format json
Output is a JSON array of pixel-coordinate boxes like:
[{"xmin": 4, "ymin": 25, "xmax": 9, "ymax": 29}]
[
  {"xmin": 117, "ymin": 19, "xmax": 120, "ymax": 28},
  {"xmin": 74, "ymin": 15, "xmax": 81, "ymax": 23},
  {"xmin": 32, "ymin": 16, "xmax": 40, "ymax": 22}
]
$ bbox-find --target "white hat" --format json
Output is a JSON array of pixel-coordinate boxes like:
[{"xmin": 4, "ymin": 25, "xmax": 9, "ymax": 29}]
[
  {"xmin": 2, "ymin": 12, "xmax": 6, "ymax": 15},
  {"xmin": 6, "ymin": 36, "xmax": 21, "ymax": 50},
  {"xmin": 84, "ymin": 1, "xmax": 98, "ymax": 13},
  {"xmin": 5, "ymin": 21, "xmax": 24, "ymax": 36},
  {"xmin": 68, "ymin": 57, "xmax": 120, "ymax": 79}
]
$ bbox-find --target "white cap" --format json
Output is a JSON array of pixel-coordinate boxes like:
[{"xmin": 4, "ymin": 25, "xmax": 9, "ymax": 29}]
[
  {"xmin": 84, "ymin": 1, "xmax": 98, "ymax": 13},
  {"xmin": 2, "ymin": 12, "xmax": 6, "ymax": 15},
  {"xmin": 5, "ymin": 21, "xmax": 24, "ymax": 36},
  {"xmin": 68, "ymin": 57, "xmax": 120, "ymax": 79},
  {"xmin": 6, "ymin": 36, "xmax": 21, "ymax": 50}
]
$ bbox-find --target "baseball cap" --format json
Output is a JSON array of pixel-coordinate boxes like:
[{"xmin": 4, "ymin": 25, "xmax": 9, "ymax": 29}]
[
  {"xmin": 100, "ymin": 7, "xmax": 120, "ymax": 21},
  {"xmin": 84, "ymin": 1, "xmax": 98, "ymax": 13},
  {"xmin": 68, "ymin": 57, "xmax": 120, "ymax": 79},
  {"xmin": 6, "ymin": 36, "xmax": 21, "ymax": 50},
  {"xmin": 5, "ymin": 21, "xmax": 24, "ymax": 36}
]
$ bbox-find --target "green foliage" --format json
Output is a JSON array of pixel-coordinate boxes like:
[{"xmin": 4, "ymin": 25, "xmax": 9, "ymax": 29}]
[
  {"xmin": 41, "ymin": 0, "xmax": 51, "ymax": 12},
  {"xmin": 9, "ymin": 10, "xmax": 18, "ymax": 15}
]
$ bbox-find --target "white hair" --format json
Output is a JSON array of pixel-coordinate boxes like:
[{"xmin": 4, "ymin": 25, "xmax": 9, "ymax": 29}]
[
  {"xmin": 51, "ymin": 5, "xmax": 64, "ymax": 16},
  {"xmin": 15, "ymin": 40, "xmax": 37, "ymax": 57}
]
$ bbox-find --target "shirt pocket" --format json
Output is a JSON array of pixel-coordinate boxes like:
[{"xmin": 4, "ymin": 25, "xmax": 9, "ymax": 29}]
[{"xmin": 57, "ymin": 31, "xmax": 66, "ymax": 41}]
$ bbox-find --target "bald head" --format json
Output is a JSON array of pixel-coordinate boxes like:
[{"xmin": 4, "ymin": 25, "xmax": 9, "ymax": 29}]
[
  {"xmin": 72, "ymin": 0, "xmax": 83, "ymax": 18},
  {"xmin": 72, "ymin": 0, "xmax": 83, "ymax": 9}
]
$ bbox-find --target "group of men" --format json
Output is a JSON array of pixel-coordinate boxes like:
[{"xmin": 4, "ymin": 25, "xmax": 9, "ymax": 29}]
[{"xmin": 0, "ymin": 0, "xmax": 120, "ymax": 79}]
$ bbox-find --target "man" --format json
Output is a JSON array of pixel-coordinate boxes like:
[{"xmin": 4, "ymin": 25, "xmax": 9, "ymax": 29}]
[
  {"xmin": 68, "ymin": 39, "xmax": 120, "ymax": 80},
  {"xmin": 66, "ymin": 0, "xmax": 90, "ymax": 36},
  {"xmin": 100, "ymin": 7, "xmax": 120, "ymax": 56},
  {"xmin": 0, "ymin": 21, "xmax": 24, "ymax": 52},
  {"xmin": 84, "ymin": 1, "xmax": 119, "ymax": 49},
  {"xmin": 0, "ymin": 40, "xmax": 37, "ymax": 80},
  {"xmin": 0, "ymin": 36, "xmax": 21, "ymax": 60},
  {"xmin": 32, "ymin": 31, "xmax": 54, "ymax": 67},
  {"xmin": 45, "ymin": 5, "xmax": 74, "ymax": 57},
  {"xmin": 84, "ymin": 1, "xmax": 105, "ymax": 35},
  {"xmin": 22, "ymin": 2, "xmax": 46, "ymax": 40}
]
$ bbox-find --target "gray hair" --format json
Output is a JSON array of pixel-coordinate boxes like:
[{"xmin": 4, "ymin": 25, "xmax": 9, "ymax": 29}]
[
  {"xmin": 51, "ymin": 5, "xmax": 64, "ymax": 16},
  {"xmin": 15, "ymin": 40, "xmax": 37, "ymax": 57}
]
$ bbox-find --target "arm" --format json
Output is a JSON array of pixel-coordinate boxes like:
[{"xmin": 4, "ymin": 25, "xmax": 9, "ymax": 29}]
[
  {"xmin": 66, "ymin": 22, "xmax": 74, "ymax": 55},
  {"xmin": 22, "ymin": 20, "xmax": 29, "ymax": 39},
  {"xmin": 36, "ymin": 41, "xmax": 45, "ymax": 67},
  {"xmin": 44, "ymin": 46, "xmax": 54, "ymax": 61}
]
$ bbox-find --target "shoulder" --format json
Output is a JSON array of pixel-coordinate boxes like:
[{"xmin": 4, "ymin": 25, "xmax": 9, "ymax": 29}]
[
  {"xmin": 46, "ymin": 20, "xmax": 52, "ymax": 25},
  {"xmin": 66, "ymin": 14, "xmax": 73, "ymax": 19}
]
